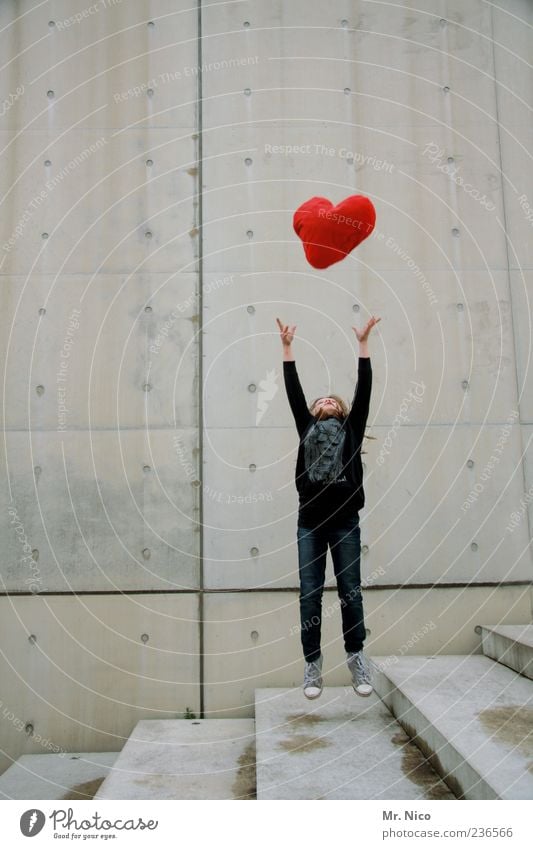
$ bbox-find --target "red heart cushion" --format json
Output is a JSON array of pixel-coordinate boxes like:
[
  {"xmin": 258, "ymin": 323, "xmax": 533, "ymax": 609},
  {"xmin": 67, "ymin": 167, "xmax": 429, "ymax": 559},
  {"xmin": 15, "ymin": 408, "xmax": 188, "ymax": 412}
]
[{"xmin": 293, "ymin": 195, "xmax": 376, "ymax": 268}]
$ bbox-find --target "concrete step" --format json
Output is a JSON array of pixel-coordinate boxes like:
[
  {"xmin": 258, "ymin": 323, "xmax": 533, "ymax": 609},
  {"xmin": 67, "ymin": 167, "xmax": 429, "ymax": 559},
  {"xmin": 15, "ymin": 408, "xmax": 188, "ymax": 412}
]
[
  {"xmin": 94, "ymin": 719, "xmax": 256, "ymax": 800},
  {"xmin": 371, "ymin": 654, "xmax": 533, "ymax": 800},
  {"xmin": 0, "ymin": 752, "xmax": 119, "ymax": 800},
  {"xmin": 478, "ymin": 624, "xmax": 533, "ymax": 680},
  {"xmin": 254, "ymin": 687, "xmax": 455, "ymax": 800}
]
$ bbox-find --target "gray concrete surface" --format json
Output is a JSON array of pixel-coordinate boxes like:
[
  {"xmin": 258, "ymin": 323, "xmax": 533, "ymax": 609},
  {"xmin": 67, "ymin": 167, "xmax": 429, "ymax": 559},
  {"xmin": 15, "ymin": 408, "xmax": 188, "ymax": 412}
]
[
  {"xmin": 255, "ymin": 687, "xmax": 454, "ymax": 800},
  {"xmin": 0, "ymin": 752, "xmax": 118, "ymax": 800},
  {"xmin": 480, "ymin": 624, "xmax": 533, "ymax": 680},
  {"xmin": 372, "ymin": 654, "xmax": 533, "ymax": 799},
  {"xmin": 0, "ymin": 0, "xmax": 531, "ymax": 772},
  {"xmin": 94, "ymin": 719, "xmax": 256, "ymax": 799}
]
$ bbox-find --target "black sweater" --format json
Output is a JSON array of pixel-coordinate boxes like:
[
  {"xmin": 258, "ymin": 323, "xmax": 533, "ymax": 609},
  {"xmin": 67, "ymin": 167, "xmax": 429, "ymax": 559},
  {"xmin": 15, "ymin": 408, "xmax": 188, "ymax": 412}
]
[{"xmin": 283, "ymin": 357, "xmax": 372, "ymax": 527}]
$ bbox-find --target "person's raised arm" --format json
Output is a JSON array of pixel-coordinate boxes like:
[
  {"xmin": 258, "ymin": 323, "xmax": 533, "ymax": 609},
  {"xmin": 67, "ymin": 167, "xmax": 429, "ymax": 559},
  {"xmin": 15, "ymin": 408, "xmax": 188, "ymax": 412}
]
[
  {"xmin": 347, "ymin": 316, "xmax": 381, "ymax": 448},
  {"xmin": 277, "ymin": 317, "xmax": 313, "ymax": 437}
]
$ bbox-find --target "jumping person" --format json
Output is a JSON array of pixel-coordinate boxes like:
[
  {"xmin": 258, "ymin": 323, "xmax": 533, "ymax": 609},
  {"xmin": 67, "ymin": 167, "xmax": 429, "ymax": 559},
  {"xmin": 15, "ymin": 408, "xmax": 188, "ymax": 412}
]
[{"xmin": 276, "ymin": 315, "xmax": 380, "ymax": 699}]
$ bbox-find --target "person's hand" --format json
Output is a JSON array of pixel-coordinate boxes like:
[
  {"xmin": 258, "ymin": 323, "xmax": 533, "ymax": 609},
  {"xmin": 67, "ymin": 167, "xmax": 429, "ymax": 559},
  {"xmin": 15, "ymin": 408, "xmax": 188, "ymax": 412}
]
[
  {"xmin": 352, "ymin": 315, "xmax": 381, "ymax": 343},
  {"xmin": 276, "ymin": 317, "xmax": 296, "ymax": 347}
]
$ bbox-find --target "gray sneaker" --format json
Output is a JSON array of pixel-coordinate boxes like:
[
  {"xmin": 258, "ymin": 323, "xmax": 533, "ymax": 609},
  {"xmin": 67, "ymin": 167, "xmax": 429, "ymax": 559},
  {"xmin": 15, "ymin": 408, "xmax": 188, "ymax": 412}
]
[
  {"xmin": 303, "ymin": 654, "xmax": 323, "ymax": 699},
  {"xmin": 347, "ymin": 650, "xmax": 373, "ymax": 696}
]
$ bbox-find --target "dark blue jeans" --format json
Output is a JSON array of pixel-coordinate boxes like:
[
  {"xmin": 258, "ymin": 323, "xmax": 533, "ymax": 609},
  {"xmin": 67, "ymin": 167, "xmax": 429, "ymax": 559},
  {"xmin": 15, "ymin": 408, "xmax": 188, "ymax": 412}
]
[{"xmin": 297, "ymin": 515, "xmax": 366, "ymax": 662}]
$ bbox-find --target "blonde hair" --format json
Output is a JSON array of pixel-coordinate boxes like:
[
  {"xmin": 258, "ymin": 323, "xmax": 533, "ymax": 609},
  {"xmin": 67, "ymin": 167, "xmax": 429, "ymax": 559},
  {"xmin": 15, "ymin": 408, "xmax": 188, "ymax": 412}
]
[
  {"xmin": 309, "ymin": 394, "xmax": 349, "ymax": 418},
  {"xmin": 309, "ymin": 395, "xmax": 376, "ymax": 454}
]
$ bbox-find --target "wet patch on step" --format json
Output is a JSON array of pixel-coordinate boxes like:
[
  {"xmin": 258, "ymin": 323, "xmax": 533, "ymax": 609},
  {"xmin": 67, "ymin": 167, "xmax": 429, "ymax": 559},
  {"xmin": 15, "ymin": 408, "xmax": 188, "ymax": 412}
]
[
  {"xmin": 285, "ymin": 713, "xmax": 324, "ymax": 728},
  {"xmin": 477, "ymin": 706, "xmax": 533, "ymax": 758},
  {"xmin": 61, "ymin": 777, "xmax": 105, "ymax": 800},
  {"xmin": 278, "ymin": 734, "xmax": 331, "ymax": 754},
  {"xmin": 391, "ymin": 731, "xmax": 455, "ymax": 800},
  {"xmin": 231, "ymin": 740, "xmax": 256, "ymax": 800}
]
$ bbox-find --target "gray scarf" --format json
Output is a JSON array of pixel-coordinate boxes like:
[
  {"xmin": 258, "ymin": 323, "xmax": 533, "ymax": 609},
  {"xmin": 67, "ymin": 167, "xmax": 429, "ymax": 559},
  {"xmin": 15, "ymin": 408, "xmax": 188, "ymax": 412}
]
[{"xmin": 303, "ymin": 417, "xmax": 346, "ymax": 484}]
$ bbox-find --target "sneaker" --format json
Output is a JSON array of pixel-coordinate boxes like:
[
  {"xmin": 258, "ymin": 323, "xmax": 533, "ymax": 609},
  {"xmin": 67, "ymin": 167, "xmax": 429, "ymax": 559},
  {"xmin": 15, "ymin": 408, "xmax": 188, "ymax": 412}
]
[
  {"xmin": 347, "ymin": 650, "xmax": 373, "ymax": 696},
  {"xmin": 303, "ymin": 654, "xmax": 323, "ymax": 699}
]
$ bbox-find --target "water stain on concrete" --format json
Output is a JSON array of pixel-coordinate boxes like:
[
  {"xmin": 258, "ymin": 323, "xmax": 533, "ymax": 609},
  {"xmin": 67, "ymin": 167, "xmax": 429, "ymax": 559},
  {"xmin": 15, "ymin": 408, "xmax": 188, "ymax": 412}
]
[
  {"xmin": 279, "ymin": 734, "xmax": 332, "ymax": 754},
  {"xmin": 391, "ymin": 731, "xmax": 455, "ymax": 800},
  {"xmin": 61, "ymin": 777, "xmax": 105, "ymax": 800},
  {"xmin": 397, "ymin": 717, "xmax": 465, "ymax": 799},
  {"xmin": 285, "ymin": 713, "xmax": 324, "ymax": 728},
  {"xmin": 231, "ymin": 740, "xmax": 256, "ymax": 800},
  {"xmin": 477, "ymin": 706, "xmax": 533, "ymax": 757},
  {"xmin": 187, "ymin": 167, "xmax": 198, "ymax": 177}
]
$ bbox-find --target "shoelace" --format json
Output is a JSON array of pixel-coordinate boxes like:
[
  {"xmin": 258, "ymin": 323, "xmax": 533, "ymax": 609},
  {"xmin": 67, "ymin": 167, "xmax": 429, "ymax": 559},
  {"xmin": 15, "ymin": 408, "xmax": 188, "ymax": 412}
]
[
  {"xmin": 349, "ymin": 653, "xmax": 371, "ymax": 684},
  {"xmin": 303, "ymin": 659, "xmax": 322, "ymax": 687}
]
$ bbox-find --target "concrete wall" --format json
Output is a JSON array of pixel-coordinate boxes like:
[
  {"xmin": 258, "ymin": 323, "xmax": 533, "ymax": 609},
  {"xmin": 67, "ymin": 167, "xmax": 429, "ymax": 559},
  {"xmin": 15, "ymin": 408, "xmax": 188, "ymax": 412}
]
[{"xmin": 1, "ymin": 0, "xmax": 532, "ymax": 772}]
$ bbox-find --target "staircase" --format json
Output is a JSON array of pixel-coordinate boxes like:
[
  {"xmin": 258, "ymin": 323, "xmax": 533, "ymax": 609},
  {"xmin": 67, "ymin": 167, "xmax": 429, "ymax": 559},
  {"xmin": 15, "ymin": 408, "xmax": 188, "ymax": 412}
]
[
  {"xmin": 371, "ymin": 624, "xmax": 533, "ymax": 800},
  {"xmin": 1, "ymin": 624, "xmax": 531, "ymax": 800}
]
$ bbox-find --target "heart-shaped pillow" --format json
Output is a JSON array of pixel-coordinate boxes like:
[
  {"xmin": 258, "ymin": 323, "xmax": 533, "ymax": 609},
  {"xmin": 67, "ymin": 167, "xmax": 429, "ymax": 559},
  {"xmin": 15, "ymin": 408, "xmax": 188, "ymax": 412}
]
[{"xmin": 293, "ymin": 195, "xmax": 376, "ymax": 268}]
